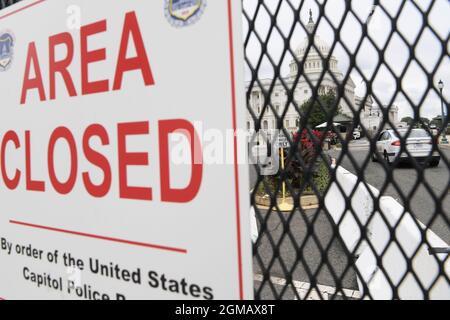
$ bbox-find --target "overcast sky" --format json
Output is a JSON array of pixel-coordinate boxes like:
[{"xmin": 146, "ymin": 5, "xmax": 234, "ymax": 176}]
[{"xmin": 242, "ymin": 0, "xmax": 450, "ymax": 120}]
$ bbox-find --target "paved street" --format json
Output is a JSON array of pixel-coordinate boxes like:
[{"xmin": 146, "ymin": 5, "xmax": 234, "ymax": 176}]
[
  {"xmin": 253, "ymin": 208, "xmax": 358, "ymax": 300},
  {"xmin": 329, "ymin": 139, "xmax": 450, "ymax": 243},
  {"xmin": 249, "ymin": 140, "xmax": 449, "ymax": 299},
  {"xmin": 249, "ymin": 167, "xmax": 358, "ymax": 299}
]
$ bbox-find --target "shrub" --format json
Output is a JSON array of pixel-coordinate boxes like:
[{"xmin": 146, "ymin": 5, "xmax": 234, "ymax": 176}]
[{"xmin": 256, "ymin": 129, "xmax": 331, "ymax": 197}]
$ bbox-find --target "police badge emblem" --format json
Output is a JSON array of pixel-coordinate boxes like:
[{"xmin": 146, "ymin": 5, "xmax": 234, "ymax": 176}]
[
  {"xmin": 0, "ymin": 31, "xmax": 15, "ymax": 72},
  {"xmin": 165, "ymin": 0, "xmax": 207, "ymax": 28}
]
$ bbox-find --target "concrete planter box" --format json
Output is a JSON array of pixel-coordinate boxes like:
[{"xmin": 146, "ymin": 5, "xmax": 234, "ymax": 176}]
[{"xmin": 255, "ymin": 193, "xmax": 319, "ymax": 211}]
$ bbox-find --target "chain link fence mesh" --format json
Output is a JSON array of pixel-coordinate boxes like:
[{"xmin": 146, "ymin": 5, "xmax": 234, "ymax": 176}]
[
  {"xmin": 1, "ymin": 0, "xmax": 449, "ymax": 300},
  {"xmin": 243, "ymin": 0, "xmax": 449, "ymax": 300},
  {"xmin": 243, "ymin": 0, "xmax": 450, "ymax": 299},
  {"xmin": 0, "ymin": 0, "xmax": 20, "ymax": 9}
]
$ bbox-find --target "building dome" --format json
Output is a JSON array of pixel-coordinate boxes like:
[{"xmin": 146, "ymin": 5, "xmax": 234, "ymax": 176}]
[
  {"xmin": 294, "ymin": 35, "xmax": 331, "ymax": 59},
  {"xmin": 289, "ymin": 10, "xmax": 339, "ymax": 77},
  {"xmin": 295, "ymin": 10, "xmax": 331, "ymax": 59},
  {"xmin": 245, "ymin": 9, "xmax": 383, "ymax": 134}
]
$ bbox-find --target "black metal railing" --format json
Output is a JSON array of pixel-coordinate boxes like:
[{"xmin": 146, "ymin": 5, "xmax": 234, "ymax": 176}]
[
  {"xmin": 244, "ymin": 0, "xmax": 449, "ymax": 300},
  {"xmin": 0, "ymin": 0, "xmax": 21, "ymax": 9}
]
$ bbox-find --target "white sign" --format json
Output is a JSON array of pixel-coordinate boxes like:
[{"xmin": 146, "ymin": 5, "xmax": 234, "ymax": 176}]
[
  {"xmin": 0, "ymin": 0, "xmax": 252, "ymax": 300},
  {"xmin": 277, "ymin": 135, "xmax": 289, "ymax": 149}
]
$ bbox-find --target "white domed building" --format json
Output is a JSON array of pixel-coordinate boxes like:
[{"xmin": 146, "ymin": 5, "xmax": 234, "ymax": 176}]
[{"xmin": 246, "ymin": 11, "xmax": 390, "ymax": 136}]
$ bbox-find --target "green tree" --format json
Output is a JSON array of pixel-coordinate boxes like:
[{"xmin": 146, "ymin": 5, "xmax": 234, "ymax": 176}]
[
  {"xmin": 300, "ymin": 92, "xmax": 340, "ymax": 128},
  {"xmin": 420, "ymin": 117, "xmax": 430, "ymax": 125},
  {"xmin": 401, "ymin": 116, "xmax": 430, "ymax": 128},
  {"xmin": 401, "ymin": 116, "xmax": 413, "ymax": 126},
  {"xmin": 430, "ymin": 116, "xmax": 445, "ymax": 127},
  {"xmin": 418, "ymin": 117, "xmax": 430, "ymax": 128}
]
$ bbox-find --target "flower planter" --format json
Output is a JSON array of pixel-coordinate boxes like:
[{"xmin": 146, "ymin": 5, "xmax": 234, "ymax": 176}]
[{"xmin": 254, "ymin": 193, "xmax": 319, "ymax": 211}]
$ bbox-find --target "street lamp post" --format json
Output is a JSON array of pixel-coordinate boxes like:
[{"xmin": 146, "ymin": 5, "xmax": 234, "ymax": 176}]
[{"xmin": 438, "ymin": 80, "xmax": 448, "ymax": 144}]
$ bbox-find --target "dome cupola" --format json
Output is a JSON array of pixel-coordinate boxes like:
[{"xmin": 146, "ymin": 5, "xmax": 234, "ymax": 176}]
[{"xmin": 289, "ymin": 10, "xmax": 339, "ymax": 77}]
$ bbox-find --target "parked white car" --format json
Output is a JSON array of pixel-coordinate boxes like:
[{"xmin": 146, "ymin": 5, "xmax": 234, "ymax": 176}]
[
  {"xmin": 353, "ymin": 130, "xmax": 361, "ymax": 140},
  {"xmin": 373, "ymin": 128, "xmax": 440, "ymax": 167}
]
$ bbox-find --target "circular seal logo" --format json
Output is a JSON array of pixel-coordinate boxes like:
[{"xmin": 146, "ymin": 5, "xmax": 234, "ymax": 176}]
[
  {"xmin": 164, "ymin": 0, "xmax": 207, "ymax": 28},
  {"xmin": 0, "ymin": 30, "xmax": 15, "ymax": 72}
]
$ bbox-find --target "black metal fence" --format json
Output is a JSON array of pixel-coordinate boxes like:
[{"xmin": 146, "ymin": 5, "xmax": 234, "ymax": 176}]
[
  {"xmin": 2, "ymin": 0, "xmax": 449, "ymax": 300},
  {"xmin": 244, "ymin": 0, "xmax": 449, "ymax": 300},
  {"xmin": 0, "ymin": 0, "xmax": 20, "ymax": 9}
]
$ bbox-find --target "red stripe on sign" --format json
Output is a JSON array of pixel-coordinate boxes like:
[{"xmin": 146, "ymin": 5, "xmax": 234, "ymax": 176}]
[
  {"xmin": 0, "ymin": 0, "xmax": 46, "ymax": 20},
  {"xmin": 227, "ymin": 0, "xmax": 244, "ymax": 300},
  {"xmin": 9, "ymin": 220, "xmax": 187, "ymax": 254}
]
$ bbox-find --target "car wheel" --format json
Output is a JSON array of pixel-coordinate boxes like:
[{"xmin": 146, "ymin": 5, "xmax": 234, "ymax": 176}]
[
  {"xmin": 384, "ymin": 151, "xmax": 391, "ymax": 166},
  {"xmin": 430, "ymin": 159, "xmax": 440, "ymax": 167},
  {"xmin": 372, "ymin": 152, "xmax": 378, "ymax": 162}
]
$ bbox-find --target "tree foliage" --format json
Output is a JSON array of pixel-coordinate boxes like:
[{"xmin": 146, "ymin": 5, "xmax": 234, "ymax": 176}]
[
  {"xmin": 401, "ymin": 116, "xmax": 431, "ymax": 128},
  {"xmin": 300, "ymin": 92, "xmax": 340, "ymax": 128},
  {"xmin": 401, "ymin": 116, "xmax": 413, "ymax": 126}
]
